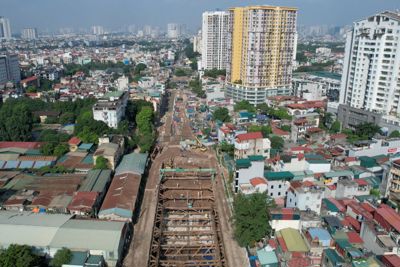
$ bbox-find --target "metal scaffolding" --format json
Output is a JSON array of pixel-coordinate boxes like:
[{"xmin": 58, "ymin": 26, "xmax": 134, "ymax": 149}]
[{"xmin": 149, "ymin": 168, "xmax": 226, "ymax": 267}]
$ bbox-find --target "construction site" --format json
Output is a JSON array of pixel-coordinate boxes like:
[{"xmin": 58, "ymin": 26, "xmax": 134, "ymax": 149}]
[
  {"xmin": 123, "ymin": 90, "xmax": 247, "ymax": 267},
  {"xmin": 149, "ymin": 168, "xmax": 226, "ymax": 267}
]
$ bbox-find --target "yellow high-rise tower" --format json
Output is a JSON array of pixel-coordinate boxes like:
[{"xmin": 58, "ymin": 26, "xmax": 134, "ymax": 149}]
[{"xmin": 226, "ymin": 6, "xmax": 297, "ymax": 105}]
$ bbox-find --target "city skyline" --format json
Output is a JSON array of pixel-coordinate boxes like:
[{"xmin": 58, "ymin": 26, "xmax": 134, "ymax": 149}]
[{"xmin": 2, "ymin": 0, "xmax": 400, "ymax": 33}]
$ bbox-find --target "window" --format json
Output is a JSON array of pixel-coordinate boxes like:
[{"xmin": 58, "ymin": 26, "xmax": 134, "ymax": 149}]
[
  {"xmin": 278, "ymin": 184, "xmax": 282, "ymax": 188},
  {"xmin": 278, "ymin": 192, "xmax": 281, "ymax": 196}
]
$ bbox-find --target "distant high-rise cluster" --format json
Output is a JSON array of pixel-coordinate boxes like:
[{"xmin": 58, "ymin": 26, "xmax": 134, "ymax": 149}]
[
  {"xmin": 167, "ymin": 23, "xmax": 185, "ymax": 39},
  {"xmin": 21, "ymin": 28, "xmax": 38, "ymax": 40},
  {"xmin": 0, "ymin": 17, "xmax": 12, "ymax": 40},
  {"xmin": 340, "ymin": 11, "xmax": 400, "ymax": 116},
  {"xmin": 201, "ymin": 11, "xmax": 229, "ymax": 70},
  {"xmin": 92, "ymin": 25, "xmax": 105, "ymax": 35}
]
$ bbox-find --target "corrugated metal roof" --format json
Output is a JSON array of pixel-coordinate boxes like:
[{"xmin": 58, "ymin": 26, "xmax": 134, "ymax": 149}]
[
  {"xmin": 115, "ymin": 152, "xmax": 148, "ymax": 175},
  {"xmin": 18, "ymin": 161, "xmax": 35, "ymax": 169},
  {"xmin": 0, "ymin": 211, "xmax": 73, "ymax": 247},
  {"xmin": 279, "ymin": 228, "xmax": 309, "ymax": 252},
  {"xmin": 79, "ymin": 169, "xmax": 111, "ymax": 192},
  {"xmin": 49, "ymin": 219, "xmax": 125, "ymax": 253},
  {"xmin": 264, "ymin": 171, "xmax": 294, "ymax": 181}
]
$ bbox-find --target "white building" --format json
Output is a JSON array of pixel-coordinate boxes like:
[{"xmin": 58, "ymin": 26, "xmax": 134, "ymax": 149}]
[
  {"xmin": 116, "ymin": 75, "xmax": 129, "ymax": 91},
  {"xmin": 335, "ymin": 179, "xmax": 371, "ymax": 199},
  {"xmin": 21, "ymin": 28, "xmax": 38, "ymax": 40},
  {"xmin": 286, "ymin": 182, "xmax": 324, "ymax": 214},
  {"xmin": 348, "ymin": 138, "xmax": 400, "ymax": 157},
  {"xmin": 93, "ymin": 91, "xmax": 129, "ymax": 128},
  {"xmin": 0, "ymin": 17, "xmax": 11, "ymax": 39},
  {"xmin": 234, "ymin": 156, "xmax": 264, "ymax": 193},
  {"xmin": 264, "ymin": 171, "xmax": 293, "ymax": 199},
  {"xmin": 201, "ymin": 11, "xmax": 229, "ymax": 70},
  {"xmin": 340, "ymin": 11, "xmax": 400, "ymax": 116},
  {"xmin": 193, "ymin": 30, "xmax": 202, "ymax": 53},
  {"xmin": 234, "ymin": 132, "xmax": 271, "ymax": 159}
]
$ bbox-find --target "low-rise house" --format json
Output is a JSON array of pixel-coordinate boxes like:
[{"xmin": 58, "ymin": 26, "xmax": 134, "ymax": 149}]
[
  {"xmin": 68, "ymin": 137, "xmax": 82, "ymax": 152},
  {"xmin": 360, "ymin": 220, "xmax": 399, "ymax": 255},
  {"xmin": 67, "ymin": 192, "xmax": 99, "ymax": 216},
  {"xmin": 93, "ymin": 142, "xmax": 122, "ymax": 171},
  {"xmin": 304, "ymin": 228, "xmax": 333, "ymax": 266},
  {"xmin": 234, "ymin": 132, "xmax": 270, "ymax": 159},
  {"xmin": 290, "ymin": 113, "xmax": 320, "ymax": 143},
  {"xmin": 264, "ymin": 171, "xmax": 293, "ymax": 199},
  {"xmin": 256, "ymin": 246, "xmax": 279, "ymax": 267},
  {"xmin": 336, "ymin": 179, "xmax": 371, "ymax": 199},
  {"xmin": 286, "ymin": 181, "xmax": 324, "ymax": 214},
  {"xmin": 321, "ymin": 248, "xmax": 345, "ymax": 267},
  {"xmin": 270, "ymin": 208, "xmax": 301, "ymax": 232},
  {"xmin": 234, "ymin": 155, "xmax": 264, "ymax": 193}
]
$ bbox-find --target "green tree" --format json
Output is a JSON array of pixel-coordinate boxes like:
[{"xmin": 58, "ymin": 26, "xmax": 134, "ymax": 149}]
[
  {"xmin": 234, "ymin": 100, "xmax": 255, "ymax": 113},
  {"xmin": 59, "ymin": 112, "xmax": 75, "ymax": 125},
  {"xmin": 248, "ymin": 125, "xmax": 272, "ymax": 138},
  {"xmin": 330, "ymin": 120, "xmax": 341, "ymax": 133},
  {"xmin": 134, "ymin": 63, "xmax": 147, "ymax": 75},
  {"xmin": 220, "ymin": 141, "xmax": 234, "ymax": 157},
  {"xmin": 0, "ymin": 244, "xmax": 40, "ymax": 267},
  {"xmin": 50, "ymin": 248, "xmax": 72, "ymax": 267},
  {"xmin": 40, "ymin": 142, "xmax": 56, "ymax": 156},
  {"xmin": 355, "ymin": 122, "xmax": 382, "ymax": 139},
  {"xmin": 53, "ymin": 144, "xmax": 69, "ymax": 157},
  {"xmin": 203, "ymin": 69, "xmax": 226, "ymax": 78},
  {"xmin": 138, "ymin": 132, "xmax": 155, "ymax": 153},
  {"xmin": 74, "ymin": 111, "xmax": 110, "ymax": 143},
  {"xmin": 270, "ymin": 136, "xmax": 285, "ymax": 150},
  {"xmin": 94, "ymin": 156, "xmax": 109, "ymax": 169},
  {"xmin": 26, "ymin": 86, "xmax": 37, "ymax": 93},
  {"xmin": 0, "ymin": 102, "xmax": 33, "ymax": 141},
  {"xmin": 136, "ymin": 107, "xmax": 153, "ymax": 134},
  {"xmin": 233, "ymin": 193, "xmax": 272, "ymax": 247},
  {"xmin": 389, "ymin": 130, "xmax": 400, "ymax": 138},
  {"xmin": 280, "ymin": 125, "xmax": 291, "ymax": 132},
  {"xmin": 212, "ymin": 108, "xmax": 230, "ymax": 122},
  {"xmin": 174, "ymin": 68, "xmax": 188, "ymax": 77},
  {"xmin": 370, "ymin": 189, "xmax": 380, "ymax": 198}
]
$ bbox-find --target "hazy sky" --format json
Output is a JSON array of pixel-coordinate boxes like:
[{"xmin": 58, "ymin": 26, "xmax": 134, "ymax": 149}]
[{"xmin": 2, "ymin": 0, "xmax": 400, "ymax": 32}]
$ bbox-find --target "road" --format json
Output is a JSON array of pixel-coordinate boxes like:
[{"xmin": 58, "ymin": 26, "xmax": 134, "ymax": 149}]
[{"xmin": 123, "ymin": 89, "xmax": 247, "ymax": 267}]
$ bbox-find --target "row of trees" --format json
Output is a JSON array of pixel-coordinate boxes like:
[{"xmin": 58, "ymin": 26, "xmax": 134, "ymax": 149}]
[{"xmin": 0, "ymin": 245, "xmax": 71, "ymax": 267}]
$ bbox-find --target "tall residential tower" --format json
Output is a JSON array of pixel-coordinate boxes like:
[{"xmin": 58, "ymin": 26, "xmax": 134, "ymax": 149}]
[
  {"xmin": 340, "ymin": 11, "xmax": 400, "ymax": 116},
  {"xmin": 0, "ymin": 17, "xmax": 11, "ymax": 40},
  {"xmin": 201, "ymin": 11, "xmax": 229, "ymax": 70},
  {"xmin": 226, "ymin": 5, "xmax": 297, "ymax": 105}
]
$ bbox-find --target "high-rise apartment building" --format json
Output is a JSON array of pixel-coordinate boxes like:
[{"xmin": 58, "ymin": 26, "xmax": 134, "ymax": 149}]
[
  {"xmin": 91, "ymin": 25, "xmax": 105, "ymax": 35},
  {"xmin": 167, "ymin": 23, "xmax": 182, "ymax": 39},
  {"xmin": 201, "ymin": 11, "xmax": 229, "ymax": 70},
  {"xmin": 0, "ymin": 54, "xmax": 21, "ymax": 86},
  {"xmin": 340, "ymin": 11, "xmax": 400, "ymax": 116},
  {"xmin": 0, "ymin": 17, "xmax": 11, "ymax": 39},
  {"xmin": 21, "ymin": 28, "xmax": 38, "ymax": 40},
  {"xmin": 226, "ymin": 6, "xmax": 297, "ymax": 105}
]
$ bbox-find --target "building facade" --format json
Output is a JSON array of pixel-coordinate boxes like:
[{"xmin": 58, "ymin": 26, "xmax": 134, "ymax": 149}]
[
  {"xmin": 340, "ymin": 11, "xmax": 400, "ymax": 116},
  {"xmin": 226, "ymin": 5, "xmax": 297, "ymax": 104},
  {"xmin": 0, "ymin": 54, "xmax": 21, "ymax": 86},
  {"xmin": 92, "ymin": 91, "xmax": 129, "ymax": 128},
  {"xmin": 201, "ymin": 11, "xmax": 229, "ymax": 70},
  {"xmin": 167, "ymin": 23, "xmax": 182, "ymax": 39},
  {"xmin": 21, "ymin": 28, "xmax": 38, "ymax": 39},
  {"xmin": 0, "ymin": 17, "xmax": 11, "ymax": 39}
]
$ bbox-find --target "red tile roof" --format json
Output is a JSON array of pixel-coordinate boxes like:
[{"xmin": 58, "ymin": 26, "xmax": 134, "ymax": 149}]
[
  {"xmin": 250, "ymin": 177, "xmax": 267, "ymax": 187},
  {"xmin": 0, "ymin": 142, "xmax": 42, "ymax": 149},
  {"xmin": 382, "ymin": 255, "xmax": 400, "ymax": 267},
  {"xmin": 347, "ymin": 232, "xmax": 363, "ymax": 244},
  {"xmin": 344, "ymin": 216, "xmax": 361, "ymax": 232},
  {"xmin": 68, "ymin": 192, "xmax": 99, "ymax": 212},
  {"xmin": 68, "ymin": 137, "xmax": 82, "ymax": 146},
  {"xmin": 236, "ymin": 132, "xmax": 263, "ymax": 142},
  {"xmin": 354, "ymin": 179, "xmax": 369, "ymax": 186},
  {"xmin": 375, "ymin": 204, "xmax": 400, "ymax": 233},
  {"xmin": 21, "ymin": 76, "xmax": 38, "ymax": 83}
]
